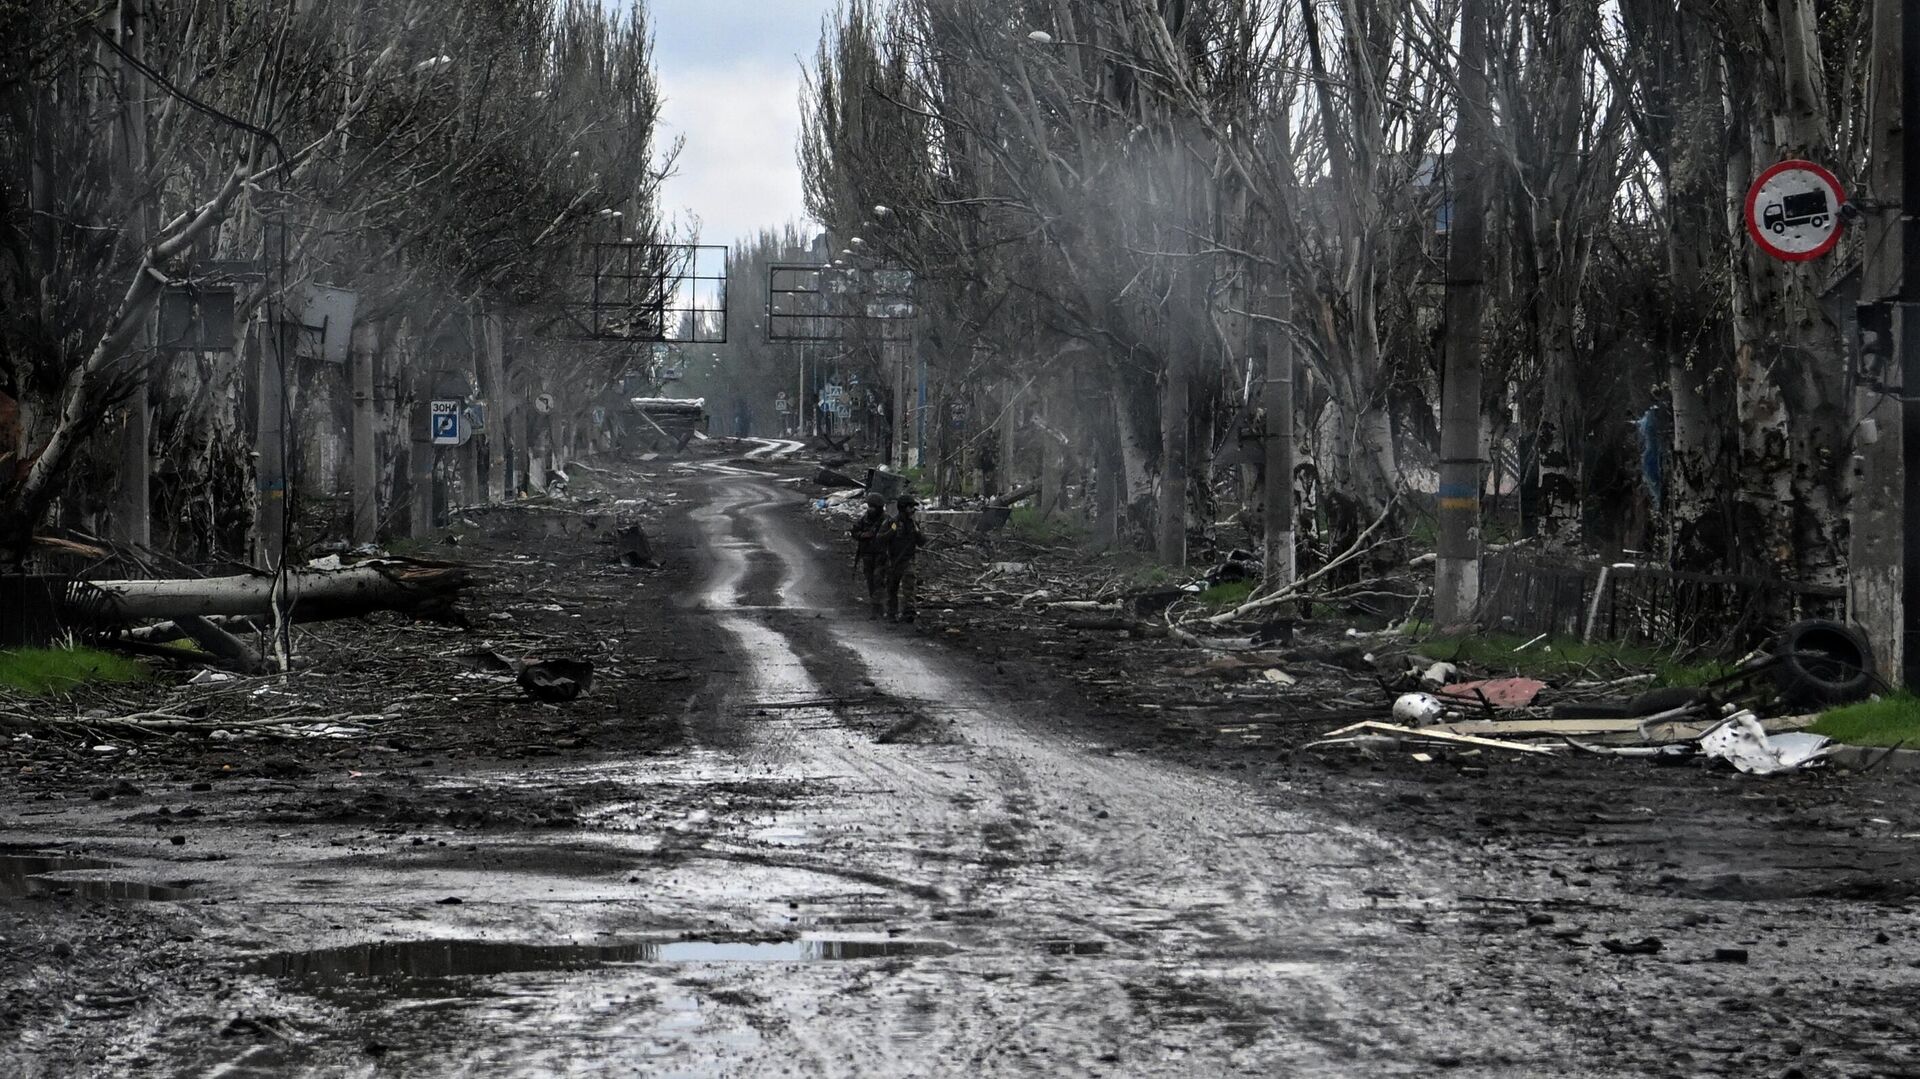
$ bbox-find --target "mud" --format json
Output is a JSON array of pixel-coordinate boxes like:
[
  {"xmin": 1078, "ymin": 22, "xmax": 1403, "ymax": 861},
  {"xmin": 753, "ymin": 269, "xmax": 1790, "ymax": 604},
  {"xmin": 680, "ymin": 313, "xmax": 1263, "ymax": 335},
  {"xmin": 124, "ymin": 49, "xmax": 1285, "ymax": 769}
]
[{"xmin": 3, "ymin": 450, "xmax": 1918, "ymax": 1077}]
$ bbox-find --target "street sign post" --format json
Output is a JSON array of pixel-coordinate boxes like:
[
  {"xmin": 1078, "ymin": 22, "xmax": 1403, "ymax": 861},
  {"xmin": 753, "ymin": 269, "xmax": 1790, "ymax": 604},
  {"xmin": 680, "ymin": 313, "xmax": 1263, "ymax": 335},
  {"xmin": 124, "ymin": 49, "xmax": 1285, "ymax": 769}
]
[
  {"xmin": 429, "ymin": 400, "xmax": 460, "ymax": 445},
  {"xmin": 1745, "ymin": 160, "xmax": 1846, "ymax": 262},
  {"xmin": 774, "ymin": 391, "xmax": 790, "ymax": 414}
]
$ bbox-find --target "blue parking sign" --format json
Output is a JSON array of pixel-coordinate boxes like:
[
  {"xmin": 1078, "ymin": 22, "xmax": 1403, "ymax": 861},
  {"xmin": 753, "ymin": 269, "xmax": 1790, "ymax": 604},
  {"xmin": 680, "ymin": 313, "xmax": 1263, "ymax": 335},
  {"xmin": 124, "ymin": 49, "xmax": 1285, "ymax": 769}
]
[{"xmin": 430, "ymin": 401, "xmax": 460, "ymax": 445}]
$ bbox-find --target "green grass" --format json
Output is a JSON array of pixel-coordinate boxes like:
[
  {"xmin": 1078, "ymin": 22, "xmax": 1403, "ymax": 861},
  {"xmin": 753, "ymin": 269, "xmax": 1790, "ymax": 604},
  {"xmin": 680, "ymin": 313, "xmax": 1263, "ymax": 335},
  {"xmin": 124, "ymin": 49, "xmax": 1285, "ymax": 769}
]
[
  {"xmin": 1194, "ymin": 581, "xmax": 1255, "ymax": 612},
  {"xmin": 1400, "ymin": 625, "xmax": 1730, "ymax": 687},
  {"xmin": 896, "ymin": 466, "xmax": 936, "ymax": 498},
  {"xmin": 1810, "ymin": 693, "xmax": 1920, "ymax": 748},
  {"xmin": 0, "ymin": 646, "xmax": 150, "ymax": 696},
  {"xmin": 1006, "ymin": 505, "xmax": 1089, "ymax": 546}
]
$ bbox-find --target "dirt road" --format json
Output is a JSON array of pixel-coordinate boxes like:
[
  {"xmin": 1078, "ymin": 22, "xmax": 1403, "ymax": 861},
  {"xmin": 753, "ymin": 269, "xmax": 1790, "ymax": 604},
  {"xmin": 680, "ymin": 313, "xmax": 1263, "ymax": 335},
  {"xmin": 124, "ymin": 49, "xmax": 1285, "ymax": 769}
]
[{"xmin": 5, "ymin": 463, "xmax": 1918, "ymax": 1077}]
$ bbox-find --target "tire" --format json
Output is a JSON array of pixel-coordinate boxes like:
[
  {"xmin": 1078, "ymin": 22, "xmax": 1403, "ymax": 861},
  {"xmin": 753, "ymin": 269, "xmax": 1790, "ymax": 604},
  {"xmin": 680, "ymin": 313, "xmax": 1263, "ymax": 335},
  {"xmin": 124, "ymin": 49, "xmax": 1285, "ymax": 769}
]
[{"xmin": 1773, "ymin": 619, "xmax": 1875, "ymax": 707}]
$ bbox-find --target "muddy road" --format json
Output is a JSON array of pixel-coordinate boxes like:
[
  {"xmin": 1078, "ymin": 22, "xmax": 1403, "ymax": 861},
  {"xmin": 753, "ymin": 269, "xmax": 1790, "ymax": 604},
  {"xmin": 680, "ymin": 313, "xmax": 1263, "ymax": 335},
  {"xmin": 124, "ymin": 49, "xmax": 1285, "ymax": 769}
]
[{"xmin": 5, "ymin": 461, "xmax": 1919, "ymax": 1077}]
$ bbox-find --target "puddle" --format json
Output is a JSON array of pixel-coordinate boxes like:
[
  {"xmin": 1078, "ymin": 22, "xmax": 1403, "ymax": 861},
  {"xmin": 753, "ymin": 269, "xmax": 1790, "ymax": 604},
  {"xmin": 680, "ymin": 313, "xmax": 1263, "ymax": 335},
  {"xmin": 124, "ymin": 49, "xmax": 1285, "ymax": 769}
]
[
  {"xmin": 0, "ymin": 852, "xmax": 194, "ymax": 901},
  {"xmin": 250, "ymin": 937, "xmax": 956, "ymax": 984}
]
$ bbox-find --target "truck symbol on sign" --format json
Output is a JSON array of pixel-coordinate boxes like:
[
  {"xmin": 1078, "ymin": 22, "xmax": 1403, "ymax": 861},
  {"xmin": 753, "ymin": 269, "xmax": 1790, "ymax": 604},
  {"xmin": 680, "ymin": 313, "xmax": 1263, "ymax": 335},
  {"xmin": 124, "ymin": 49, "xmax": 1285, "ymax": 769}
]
[{"xmin": 1763, "ymin": 190, "xmax": 1829, "ymax": 234}]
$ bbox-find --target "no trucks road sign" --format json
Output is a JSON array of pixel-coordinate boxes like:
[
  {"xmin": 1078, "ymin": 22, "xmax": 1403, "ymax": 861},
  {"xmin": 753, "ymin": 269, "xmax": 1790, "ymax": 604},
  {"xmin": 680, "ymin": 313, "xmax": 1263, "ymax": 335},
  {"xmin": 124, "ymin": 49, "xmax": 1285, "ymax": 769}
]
[{"xmin": 1744, "ymin": 160, "xmax": 1845, "ymax": 262}]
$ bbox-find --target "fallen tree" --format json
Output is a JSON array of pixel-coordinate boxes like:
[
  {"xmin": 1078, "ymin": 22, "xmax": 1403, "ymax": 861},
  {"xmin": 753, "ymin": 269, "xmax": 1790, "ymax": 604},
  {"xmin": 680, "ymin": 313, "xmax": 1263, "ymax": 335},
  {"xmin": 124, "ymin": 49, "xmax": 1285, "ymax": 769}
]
[{"xmin": 90, "ymin": 561, "xmax": 473, "ymax": 623}]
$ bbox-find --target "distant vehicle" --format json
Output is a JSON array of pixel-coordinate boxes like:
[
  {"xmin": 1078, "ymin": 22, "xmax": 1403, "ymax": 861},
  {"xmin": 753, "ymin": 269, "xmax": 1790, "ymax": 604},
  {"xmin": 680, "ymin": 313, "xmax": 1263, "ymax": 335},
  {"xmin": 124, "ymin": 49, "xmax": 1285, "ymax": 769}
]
[{"xmin": 1763, "ymin": 190, "xmax": 1829, "ymax": 234}]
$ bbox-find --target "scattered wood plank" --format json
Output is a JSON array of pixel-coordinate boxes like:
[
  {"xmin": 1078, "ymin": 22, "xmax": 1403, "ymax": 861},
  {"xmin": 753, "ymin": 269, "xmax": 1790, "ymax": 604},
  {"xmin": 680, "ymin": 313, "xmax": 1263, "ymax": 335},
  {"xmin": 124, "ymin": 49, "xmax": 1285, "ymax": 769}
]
[{"xmin": 1309, "ymin": 721, "xmax": 1559, "ymax": 754}]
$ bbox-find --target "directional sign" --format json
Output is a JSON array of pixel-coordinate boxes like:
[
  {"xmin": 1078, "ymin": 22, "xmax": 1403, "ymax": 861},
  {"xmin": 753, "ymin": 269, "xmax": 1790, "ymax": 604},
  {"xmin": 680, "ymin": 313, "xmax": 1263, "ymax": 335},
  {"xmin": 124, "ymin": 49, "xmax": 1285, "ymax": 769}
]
[
  {"xmin": 429, "ymin": 400, "xmax": 460, "ymax": 445},
  {"xmin": 1745, "ymin": 160, "xmax": 1845, "ymax": 262}
]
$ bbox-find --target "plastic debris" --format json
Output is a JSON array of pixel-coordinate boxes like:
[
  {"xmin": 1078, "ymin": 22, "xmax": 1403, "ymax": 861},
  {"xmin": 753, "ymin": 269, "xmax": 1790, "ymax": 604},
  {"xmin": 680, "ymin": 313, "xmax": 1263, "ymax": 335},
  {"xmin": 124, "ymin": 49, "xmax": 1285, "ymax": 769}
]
[
  {"xmin": 1440, "ymin": 676, "xmax": 1548, "ymax": 710},
  {"xmin": 1698, "ymin": 711, "xmax": 1834, "ymax": 774},
  {"xmin": 1391, "ymin": 693, "xmax": 1449, "ymax": 726}
]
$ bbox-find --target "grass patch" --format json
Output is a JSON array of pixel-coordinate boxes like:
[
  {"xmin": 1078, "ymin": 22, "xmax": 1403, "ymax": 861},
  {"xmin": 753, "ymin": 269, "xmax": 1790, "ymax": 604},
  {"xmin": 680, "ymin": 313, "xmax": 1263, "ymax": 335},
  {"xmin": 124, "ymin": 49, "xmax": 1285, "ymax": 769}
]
[
  {"xmin": 895, "ymin": 466, "xmax": 936, "ymax": 498},
  {"xmin": 0, "ymin": 646, "xmax": 149, "ymax": 696},
  {"xmin": 1194, "ymin": 581, "xmax": 1255, "ymax": 611},
  {"xmin": 1006, "ymin": 505, "xmax": 1088, "ymax": 546},
  {"xmin": 1810, "ymin": 694, "xmax": 1920, "ymax": 748},
  {"xmin": 1402, "ymin": 625, "xmax": 1729, "ymax": 687}
]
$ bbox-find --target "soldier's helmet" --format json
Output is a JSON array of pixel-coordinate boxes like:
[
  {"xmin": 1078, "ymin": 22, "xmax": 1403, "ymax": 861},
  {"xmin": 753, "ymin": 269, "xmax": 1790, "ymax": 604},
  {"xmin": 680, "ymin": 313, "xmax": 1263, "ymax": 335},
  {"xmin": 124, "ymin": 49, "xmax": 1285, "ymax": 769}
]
[
  {"xmin": 896, "ymin": 495, "xmax": 917, "ymax": 510},
  {"xmin": 865, "ymin": 493, "xmax": 886, "ymax": 507}
]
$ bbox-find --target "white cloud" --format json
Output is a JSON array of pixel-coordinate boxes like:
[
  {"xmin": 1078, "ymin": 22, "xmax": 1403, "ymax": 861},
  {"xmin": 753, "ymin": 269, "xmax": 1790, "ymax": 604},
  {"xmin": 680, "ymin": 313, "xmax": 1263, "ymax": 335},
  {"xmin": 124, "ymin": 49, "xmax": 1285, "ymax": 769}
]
[{"xmin": 656, "ymin": 58, "xmax": 817, "ymax": 249}]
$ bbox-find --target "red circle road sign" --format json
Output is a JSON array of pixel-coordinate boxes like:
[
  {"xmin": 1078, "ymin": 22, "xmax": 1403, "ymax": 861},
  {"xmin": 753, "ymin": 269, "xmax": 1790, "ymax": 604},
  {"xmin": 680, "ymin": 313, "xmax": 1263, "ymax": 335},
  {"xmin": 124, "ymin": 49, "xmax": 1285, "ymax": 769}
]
[{"xmin": 1744, "ymin": 160, "xmax": 1845, "ymax": 262}]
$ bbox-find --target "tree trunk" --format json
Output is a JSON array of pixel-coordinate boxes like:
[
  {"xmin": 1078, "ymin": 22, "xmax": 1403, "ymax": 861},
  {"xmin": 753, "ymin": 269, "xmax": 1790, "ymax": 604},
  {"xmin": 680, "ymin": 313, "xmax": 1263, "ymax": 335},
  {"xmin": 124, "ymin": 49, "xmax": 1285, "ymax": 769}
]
[
  {"xmin": 95, "ymin": 563, "xmax": 471, "ymax": 621},
  {"xmin": 1157, "ymin": 353, "xmax": 1189, "ymax": 565},
  {"xmin": 479, "ymin": 311, "xmax": 509, "ymax": 503},
  {"xmin": 1848, "ymin": 0, "xmax": 1905, "ymax": 677},
  {"xmin": 1262, "ymin": 298, "xmax": 1295, "ymax": 592},
  {"xmin": 351, "ymin": 323, "xmax": 377, "ymax": 543}
]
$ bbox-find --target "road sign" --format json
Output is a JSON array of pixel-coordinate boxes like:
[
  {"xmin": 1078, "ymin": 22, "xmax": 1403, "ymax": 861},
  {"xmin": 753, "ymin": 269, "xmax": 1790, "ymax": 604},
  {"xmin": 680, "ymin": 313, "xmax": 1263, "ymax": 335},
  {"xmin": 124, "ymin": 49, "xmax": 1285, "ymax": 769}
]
[
  {"xmin": 1745, "ymin": 160, "xmax": 1846, "ymax": 262},
  {"xmin": 534, "ymin": 392, "xmax": 555, "ymax": 415},
  {"xmin": 429, "ymin": 400, "xmax": 460, "ymax": 445},
  {"xmin": 775, "ymin": 392, "xmax": 790, "ymax": 414}
]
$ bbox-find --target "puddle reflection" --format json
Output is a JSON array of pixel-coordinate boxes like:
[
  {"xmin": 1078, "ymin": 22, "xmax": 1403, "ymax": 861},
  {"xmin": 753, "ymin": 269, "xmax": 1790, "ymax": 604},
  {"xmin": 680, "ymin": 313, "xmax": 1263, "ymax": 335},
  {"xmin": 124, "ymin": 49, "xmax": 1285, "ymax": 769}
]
[
  {"xmin": 0, "ymin": 852, "xmax": 194, "ymax": 901},
  {"xmin": 250, "ymin": 937, "xmax": 956, "ymax": 984}
]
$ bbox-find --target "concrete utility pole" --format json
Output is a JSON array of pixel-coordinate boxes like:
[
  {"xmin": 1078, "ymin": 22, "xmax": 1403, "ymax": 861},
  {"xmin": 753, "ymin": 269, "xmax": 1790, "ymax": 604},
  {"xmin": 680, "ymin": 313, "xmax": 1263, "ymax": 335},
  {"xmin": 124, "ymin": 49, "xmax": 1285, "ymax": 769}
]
[
  {"xmin": 1852, "ymin": 0, "xmax": 1906, "ymax": 680},
  {"xmin": 1262, "ymin": 290, "xmax": 1296, "ymax": 592},
  {"xmin": 110, "ymin": 0, "xmax": 152, "ymax": 548},
  {"xmin": 1434, "ymin": 0, "xmax": 1492, "ymax": 628}
]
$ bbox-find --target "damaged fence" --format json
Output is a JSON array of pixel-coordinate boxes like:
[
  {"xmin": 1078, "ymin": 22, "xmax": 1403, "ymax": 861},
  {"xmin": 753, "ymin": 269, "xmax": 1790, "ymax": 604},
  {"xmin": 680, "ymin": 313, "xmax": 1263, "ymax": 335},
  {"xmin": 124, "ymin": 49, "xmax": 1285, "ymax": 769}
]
[{"xmin": 1477, "ymin": 552, "xmax": 1845, "ymax": 650}]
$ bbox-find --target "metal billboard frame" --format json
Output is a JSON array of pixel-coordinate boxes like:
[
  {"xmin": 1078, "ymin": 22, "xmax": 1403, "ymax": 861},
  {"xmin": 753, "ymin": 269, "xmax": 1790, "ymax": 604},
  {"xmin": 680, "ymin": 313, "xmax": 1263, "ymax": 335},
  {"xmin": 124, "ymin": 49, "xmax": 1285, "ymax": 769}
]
[
  {"xmin": 767, "ymin": 262, "xmax": 916, "ymax": 342},
  {"xmin": 563, "ymin": 242, "xmax": 729, "ymax": 344}
]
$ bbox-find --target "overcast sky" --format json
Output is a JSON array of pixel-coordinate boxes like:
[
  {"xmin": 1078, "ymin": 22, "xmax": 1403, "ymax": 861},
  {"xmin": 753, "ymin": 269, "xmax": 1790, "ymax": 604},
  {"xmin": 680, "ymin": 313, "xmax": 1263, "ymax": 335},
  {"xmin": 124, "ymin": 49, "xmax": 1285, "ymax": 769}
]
[{"xmin": 645, "ymin": 1, "xmax": 840, "ymax": 249}]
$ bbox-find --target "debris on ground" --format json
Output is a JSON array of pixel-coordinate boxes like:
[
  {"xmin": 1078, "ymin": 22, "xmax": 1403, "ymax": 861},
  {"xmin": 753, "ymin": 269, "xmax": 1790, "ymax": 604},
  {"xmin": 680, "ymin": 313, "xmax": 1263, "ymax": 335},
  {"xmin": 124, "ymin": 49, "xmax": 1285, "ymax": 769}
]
[
  {"xmin": 518, "ymin": 658, "xmax": 596, "ymax": 703},
  {"xmin": 1698, "ymin": 711, "xmax": 1835, "ymax": 774},
  {"xmin": 1439, "ymin": 677, "xmax": 1548, "ymax": 710}
]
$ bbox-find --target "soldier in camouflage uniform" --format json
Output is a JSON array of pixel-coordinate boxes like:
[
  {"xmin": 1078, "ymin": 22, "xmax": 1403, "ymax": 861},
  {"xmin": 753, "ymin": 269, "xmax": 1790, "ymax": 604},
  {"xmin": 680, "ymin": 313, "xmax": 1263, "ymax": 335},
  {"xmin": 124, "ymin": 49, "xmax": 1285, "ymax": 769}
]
[
  {"xmin": 880, "ymin": 495, "xmax": 924, "ymax": 623},
  {"xmin": 850, "ymin": 493, "xmax": 888, "ymax": 618}
]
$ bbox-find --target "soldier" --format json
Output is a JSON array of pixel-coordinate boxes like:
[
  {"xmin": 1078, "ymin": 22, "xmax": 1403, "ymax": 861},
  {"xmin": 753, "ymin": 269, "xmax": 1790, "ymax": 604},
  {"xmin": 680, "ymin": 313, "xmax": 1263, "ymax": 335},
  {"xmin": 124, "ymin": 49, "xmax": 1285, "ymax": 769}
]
[
  {"xmin": 880, "ymin": 494, "xmax": 924, "ymax": 623},
  {"xmin": 851, "ymin": 493, "xmax": 888, "ymax": 618}
]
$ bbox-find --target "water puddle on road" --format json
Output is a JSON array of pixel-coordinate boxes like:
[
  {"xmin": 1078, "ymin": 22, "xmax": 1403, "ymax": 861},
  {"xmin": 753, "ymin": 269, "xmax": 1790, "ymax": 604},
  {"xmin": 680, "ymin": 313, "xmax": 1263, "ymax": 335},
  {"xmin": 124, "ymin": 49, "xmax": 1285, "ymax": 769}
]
[
  {"xmin": 249, "ymin": 937, "xmax": 957, "ymax": 986},
  {"xmin": 0, "ymin": 851, "xmax": 194, "ymax": 901}
]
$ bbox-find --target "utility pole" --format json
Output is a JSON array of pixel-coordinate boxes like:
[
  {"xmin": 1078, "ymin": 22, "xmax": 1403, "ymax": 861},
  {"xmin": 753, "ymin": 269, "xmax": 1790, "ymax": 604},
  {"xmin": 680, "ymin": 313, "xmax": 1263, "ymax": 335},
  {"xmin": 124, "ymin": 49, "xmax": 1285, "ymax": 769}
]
[
  {"xmin": 1263, "ymin": 290, "xmax": 1296, "ymax": 592},
  {"xmin": 1434, "ymin": 0, "xmax": 1491, "ymax": 628},
  {"xmin": 111, "ymin": 0, "xmax": 152, "ymax": 548}
]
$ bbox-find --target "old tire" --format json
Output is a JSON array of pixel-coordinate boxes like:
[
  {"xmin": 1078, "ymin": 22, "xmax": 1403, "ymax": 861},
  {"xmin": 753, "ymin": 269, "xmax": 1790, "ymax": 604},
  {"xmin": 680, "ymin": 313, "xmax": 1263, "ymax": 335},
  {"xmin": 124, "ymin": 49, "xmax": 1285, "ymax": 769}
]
[{"xmin": 1773, "ymin": 619, "xmax": 1875, "ymax": 707}]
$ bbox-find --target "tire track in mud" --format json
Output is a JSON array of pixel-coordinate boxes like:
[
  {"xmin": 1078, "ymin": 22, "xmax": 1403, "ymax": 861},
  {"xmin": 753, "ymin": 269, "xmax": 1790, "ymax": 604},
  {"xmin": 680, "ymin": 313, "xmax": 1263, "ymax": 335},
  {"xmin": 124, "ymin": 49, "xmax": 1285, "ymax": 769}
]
[{"xmin": 662, "ymin": 468, "xmax": 1490, "ymax": 1075}]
